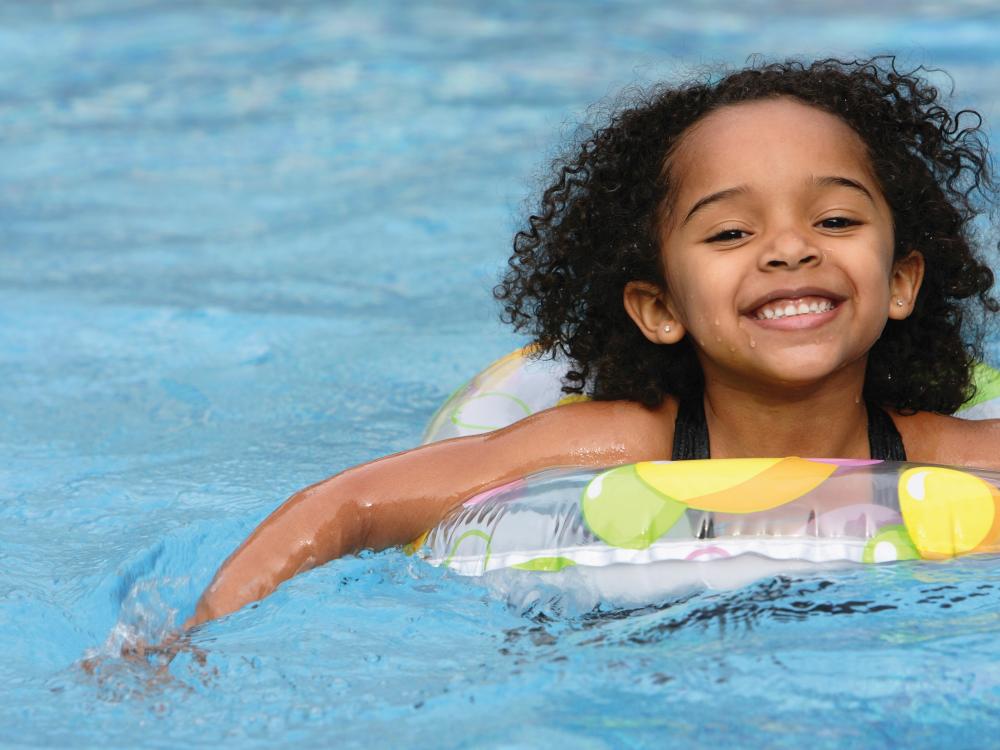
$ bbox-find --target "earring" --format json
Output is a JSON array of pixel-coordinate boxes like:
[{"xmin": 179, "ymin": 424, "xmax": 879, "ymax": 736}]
[
  {"xmin": 895, "ymin": 298, "xmax": 905, "ymax": 307},
  {"xmin": 663, "ymin": 324, "xmax": 672, "ymax": 333}
]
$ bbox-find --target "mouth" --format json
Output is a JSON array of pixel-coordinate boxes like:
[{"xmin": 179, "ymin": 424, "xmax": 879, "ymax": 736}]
[
  {"xmin": 742, "ymin": 288, "xmax": 846, "ymax": 330},
  {"xmin": 751, "ymin": 295, "xmax": 837, "ymax": 320}
]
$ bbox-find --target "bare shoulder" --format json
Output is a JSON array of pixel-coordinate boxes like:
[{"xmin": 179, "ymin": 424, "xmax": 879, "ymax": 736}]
[
  {"xmin": 891, "ymin": 410, "xmax": 1000, "ymax": 470},
  {"xmin": 485, "ymin": 396, "xmax": 677, "ymax": 469}
]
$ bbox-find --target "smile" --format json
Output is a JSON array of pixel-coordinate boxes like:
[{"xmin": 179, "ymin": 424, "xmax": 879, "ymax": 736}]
[
  {"xmin": 752, "ymin": 296, "xmax": 837, "ymax": 320},
  {"xmin": 745, "ymin": 295, "xmax": 842, "ymax": 331}
]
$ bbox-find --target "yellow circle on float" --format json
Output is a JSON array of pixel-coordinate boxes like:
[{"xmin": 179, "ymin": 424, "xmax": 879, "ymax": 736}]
[
  {"xmin": 635, "ymin": 458, "xmax": 779, "ymax": 501},
  {"xmin": 898, "ymin": 467, "xmax": 996, "ymax": 559},
  {"xmin": 635, "ymin": 457, "xmax": 836, "ymax": 514}
]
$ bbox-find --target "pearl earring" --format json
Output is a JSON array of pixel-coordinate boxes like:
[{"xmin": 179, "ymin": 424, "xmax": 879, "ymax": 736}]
[
  {"xmin": 663, "ymin": 324, "xmax": 672, "ymax": 333},
  {"xmin": 895, "ymin": 298, "xmax": 905, "ymax": 307}
]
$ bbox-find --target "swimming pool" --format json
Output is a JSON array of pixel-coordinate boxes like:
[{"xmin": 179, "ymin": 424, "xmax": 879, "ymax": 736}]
[{"xmin": 3, "ymin": 1, "xmax": 1000, "ymax": 747}]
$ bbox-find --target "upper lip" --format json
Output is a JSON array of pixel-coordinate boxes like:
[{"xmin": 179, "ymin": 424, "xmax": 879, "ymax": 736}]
[{"xmin": 741, "ymin": 287, "xmax": 847, "ymax": 315}]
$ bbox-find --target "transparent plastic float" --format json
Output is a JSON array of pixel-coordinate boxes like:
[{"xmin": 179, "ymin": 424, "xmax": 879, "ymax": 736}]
[{"xmin": 411, "ymin": 349, "xmax": 1000, "ymax": 607}]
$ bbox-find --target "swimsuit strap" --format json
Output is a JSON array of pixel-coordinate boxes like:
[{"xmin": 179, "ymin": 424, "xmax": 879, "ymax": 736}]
[
  {"xmin": 865, "ymin": 400, "xmax": 907, "ymax": 462},
  {"xmin": 670, "ymin": 398, "xmax": 907, "ymax": 461},
  {"xmin": 671, "ymin": 398, "xmax": 710, "ymax": 460}
]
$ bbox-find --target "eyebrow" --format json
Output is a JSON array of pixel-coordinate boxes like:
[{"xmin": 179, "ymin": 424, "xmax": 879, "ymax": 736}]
[
  {"xmin": 680, "ymin": 175, "xmax": 876, "ymax": 227},
  {"xmin": 813, "ymin": 175, "xmax": 876, "ymax": 204},
  {"xmin": 680, "ymin": 186, "xmax": 749, "ymax": 227}
]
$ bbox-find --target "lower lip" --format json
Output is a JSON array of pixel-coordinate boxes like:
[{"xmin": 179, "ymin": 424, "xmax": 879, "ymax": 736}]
[{"xmin": 744, "ymin": 303, "xmax": 841, "ymax": 330}]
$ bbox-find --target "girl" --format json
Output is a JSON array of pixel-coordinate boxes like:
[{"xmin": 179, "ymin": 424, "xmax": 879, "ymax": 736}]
[{"xmin": 186, "ymin": 57, "xmax": 1000, "ymax": 628}]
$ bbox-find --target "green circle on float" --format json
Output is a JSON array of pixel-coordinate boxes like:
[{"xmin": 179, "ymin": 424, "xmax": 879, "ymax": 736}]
[
  {"xmin": 862, "ymin": 525, "xmax": 920, "ymax": 564},
  {"xmin": 450, "ymin": 391, "xmax": 532, "ymax": 432},
  {"xmin": 581, "ymin": 464, "xmax": 687, "ymax": 549}
]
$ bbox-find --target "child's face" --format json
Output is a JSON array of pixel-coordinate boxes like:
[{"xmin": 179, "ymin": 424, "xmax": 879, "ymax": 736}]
[{"xmin": 628, "ymin": 97, "xmax": 923, "ymax": 394}]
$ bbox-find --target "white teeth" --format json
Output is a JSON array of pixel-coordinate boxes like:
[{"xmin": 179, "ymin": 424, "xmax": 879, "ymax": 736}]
[{"xmin": 753, "ymin": 298, "xmax": 835, "ymax": 320}]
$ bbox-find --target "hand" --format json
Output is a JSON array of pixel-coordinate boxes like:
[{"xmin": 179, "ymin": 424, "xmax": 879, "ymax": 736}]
[{"xmin": 79, "ymin": 629, "xmax": 207, "ymax": 678}]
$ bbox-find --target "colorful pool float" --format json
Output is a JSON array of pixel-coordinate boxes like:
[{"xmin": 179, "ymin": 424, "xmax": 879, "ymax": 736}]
[{"xmin": 415, "ymin": 350, "xmax": 1000, "ymax": 603}]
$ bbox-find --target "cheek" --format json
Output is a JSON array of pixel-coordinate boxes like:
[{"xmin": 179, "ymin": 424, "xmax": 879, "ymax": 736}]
[
  {"xmin": 861, "ymin": 255, "xmax": 895, "ymax": 298},
  {"xmin": 851, "ymin": 260, "xmax": 895, "ymax": 329},
  {"xmin": 668, "ymin": 268, "xmax": 715, "ymax": 326},
  {"xmin": 671, "ymin": 265, "xmax": 742, "ymax": 340},
  {"xmin": 873, "ymin": 227, "xmax": 897, "ymax": 280}
]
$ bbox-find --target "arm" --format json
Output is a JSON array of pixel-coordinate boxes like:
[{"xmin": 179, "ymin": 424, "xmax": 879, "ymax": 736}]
[{"xmin": 185, "ymin": 399, "xmax": 669, "ymax": 628}]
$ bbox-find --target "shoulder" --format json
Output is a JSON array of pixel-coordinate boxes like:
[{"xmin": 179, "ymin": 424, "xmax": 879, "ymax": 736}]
[
  {"xmin": 890, "ymin": 410, "xmax": 1000, "ymax": 470},
  {"xmin": 485, "ymin": 396, "xmax": 678, "ymax": 467}
]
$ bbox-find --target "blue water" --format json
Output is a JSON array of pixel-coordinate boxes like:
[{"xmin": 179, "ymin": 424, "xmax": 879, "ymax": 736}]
[{"xmin": 3, "ymin": 1, "xmax": 1000, "ymax": 747}]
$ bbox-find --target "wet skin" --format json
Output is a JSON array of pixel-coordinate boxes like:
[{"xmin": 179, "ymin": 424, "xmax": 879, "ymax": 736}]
[{"xmin": 185, "ymin": 98, "xmax": 1000, "ymax": 629}]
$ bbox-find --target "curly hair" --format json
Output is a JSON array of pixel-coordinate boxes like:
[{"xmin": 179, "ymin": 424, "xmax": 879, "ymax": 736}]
[{"xmin": 494, "ymin": 56, "xmax": 998, "ymax": 413}]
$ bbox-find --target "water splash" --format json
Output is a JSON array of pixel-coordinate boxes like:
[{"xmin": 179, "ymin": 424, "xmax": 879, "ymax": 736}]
[{"xmin": 88, "ymin": 576, "xmax": 184, "ymax": 662}]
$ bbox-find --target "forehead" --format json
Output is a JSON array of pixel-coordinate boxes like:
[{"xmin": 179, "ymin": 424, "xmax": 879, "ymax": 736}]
[{"xmin": 667, "ymin": 98, "xmax": 876, "ymax": 200}]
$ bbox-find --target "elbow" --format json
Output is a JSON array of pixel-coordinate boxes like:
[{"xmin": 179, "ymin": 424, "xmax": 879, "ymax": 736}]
[
  {"xmin": 354, "ymin": 496, "xmax": 376, "ymax": 552},
  {"xmin": 301, "ymin": 473, "xmax": 373, "ymax": 558}
]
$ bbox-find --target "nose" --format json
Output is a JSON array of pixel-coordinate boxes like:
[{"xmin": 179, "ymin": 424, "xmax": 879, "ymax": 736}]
[{"xmin": 759, "ymin": 229, "xmax": 821, "ymax": 270}]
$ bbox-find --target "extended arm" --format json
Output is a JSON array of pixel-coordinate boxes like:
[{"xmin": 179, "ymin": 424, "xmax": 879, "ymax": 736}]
[{"xmin": 185, "ymin": 400, "xmax": 666, "ymax": 628}]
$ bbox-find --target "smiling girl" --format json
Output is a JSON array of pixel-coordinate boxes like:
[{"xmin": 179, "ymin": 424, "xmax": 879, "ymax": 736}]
[{"xmin": 187, "ymin": 57, "xmax": 1000, "ymax": 627}]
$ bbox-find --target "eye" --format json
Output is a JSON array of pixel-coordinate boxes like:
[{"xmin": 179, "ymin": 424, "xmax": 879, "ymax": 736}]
[
  {"xmin": 817, "ymin": 216, "xmax": 861, "ymax": 230},
  {"xmin": 706, "ymin": 228, "xmax": 750, "ymax": 243}
]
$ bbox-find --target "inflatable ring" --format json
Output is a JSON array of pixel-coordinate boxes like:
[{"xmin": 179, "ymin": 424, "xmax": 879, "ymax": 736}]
[{"xmin": 413, "ymin": 349, "xmax": 1000, "ymax": 603}]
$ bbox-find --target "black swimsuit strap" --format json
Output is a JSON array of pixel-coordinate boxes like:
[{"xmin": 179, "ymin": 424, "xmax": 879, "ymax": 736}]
[
  {"xmin": 671, "ymin": 398, "xmax": 710, "ymax": 461},
  {"xmin": 670, "ymin": 398, "xmax": 907, "ymax": 461},
  {"xmin": 865, "ymin": 400, "xmax": 907, "ymax": 462}
]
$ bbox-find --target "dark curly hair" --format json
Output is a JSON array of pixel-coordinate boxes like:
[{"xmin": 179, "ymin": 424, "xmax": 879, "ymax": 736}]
[{"xmin": 494, "ymin": 56, "xmax": 998, "ymax": 413}]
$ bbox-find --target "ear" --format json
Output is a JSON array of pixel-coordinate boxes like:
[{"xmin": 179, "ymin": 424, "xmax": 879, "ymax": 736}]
[
  {"xmin": 888, "ymin": 251, "xmax": 925, "ymax": 320},
  {"xmin": 623, "ymin": 280, "xmax": 686, "ymax": 344}
]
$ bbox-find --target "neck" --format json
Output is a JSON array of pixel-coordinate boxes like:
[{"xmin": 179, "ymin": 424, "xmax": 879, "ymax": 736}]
[{"xmin": 700, "ymin": 364, "xmax": 870, "ymax": 459}]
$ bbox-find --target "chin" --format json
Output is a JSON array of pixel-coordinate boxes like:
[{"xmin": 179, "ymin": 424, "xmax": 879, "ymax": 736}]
[{"xmin": 758, "ymin": 359, "xmax": 849, "ymax": 388}]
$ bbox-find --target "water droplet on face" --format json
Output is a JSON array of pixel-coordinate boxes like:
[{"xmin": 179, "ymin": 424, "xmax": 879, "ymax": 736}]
[
  {"xmin": 855, "ymin": 394, "xmax": 861, "ymax": 404},
  {"xmin": 728, "ymin": 346, "xmax": 736, "ymax": 353},
  {"xmin": 715, "ymin": 336, "xmax": 722, "ymax": 343},
  {"xmin": 714, "ymin": 318, "xmax": 720, "ymax": 326},
  {"xmin": 749, "ymin": 337, "xmax": 756, "ymax": 348}
]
